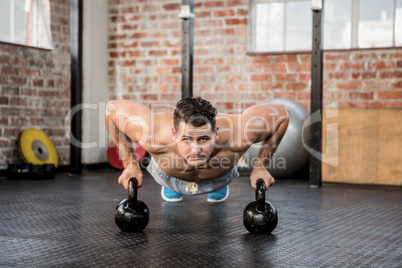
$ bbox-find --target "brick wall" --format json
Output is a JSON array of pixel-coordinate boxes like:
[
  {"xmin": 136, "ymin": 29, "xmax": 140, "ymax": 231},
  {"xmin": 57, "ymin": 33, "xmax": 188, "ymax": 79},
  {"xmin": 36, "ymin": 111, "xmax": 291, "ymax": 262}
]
[
  {"xmin": 324, "ymin": 50, "xmax": 402, "ymax": 108},
  {"xmin": 108, "ymin": 0, "xmax": 402, "ymax": 112},
  {"xmin": 0, "ymin": 0, "xmax": 71, "ymax": 169}
]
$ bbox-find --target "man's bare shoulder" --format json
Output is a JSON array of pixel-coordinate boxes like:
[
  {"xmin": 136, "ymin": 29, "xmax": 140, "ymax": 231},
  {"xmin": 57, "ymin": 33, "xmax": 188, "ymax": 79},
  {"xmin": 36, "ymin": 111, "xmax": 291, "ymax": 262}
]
[{"xmin": 142, "ymin": 111, "xmax": 174, "ymax": 153}]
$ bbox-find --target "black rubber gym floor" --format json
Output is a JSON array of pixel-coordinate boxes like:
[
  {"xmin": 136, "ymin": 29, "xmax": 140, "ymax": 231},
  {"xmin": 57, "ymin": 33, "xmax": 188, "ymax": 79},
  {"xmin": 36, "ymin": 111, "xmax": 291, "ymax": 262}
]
[{"xmin": 0, "ymin": 168, "xmax": 401, "ymax": 267}]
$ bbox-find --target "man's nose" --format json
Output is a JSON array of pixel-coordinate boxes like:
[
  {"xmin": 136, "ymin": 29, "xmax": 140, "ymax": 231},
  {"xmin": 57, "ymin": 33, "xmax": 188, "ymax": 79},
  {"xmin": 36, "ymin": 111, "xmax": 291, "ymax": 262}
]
[{"xmin": 191, "ymin": 143, "xmax": 201, "ymax": 153}]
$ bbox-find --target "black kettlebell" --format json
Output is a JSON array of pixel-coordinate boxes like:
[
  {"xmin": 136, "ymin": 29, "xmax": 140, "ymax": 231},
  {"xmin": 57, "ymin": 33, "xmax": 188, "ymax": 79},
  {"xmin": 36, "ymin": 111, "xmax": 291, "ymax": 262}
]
[
  {"xmin": 243, "ymin": 179, "xmax": 278, "ymax": 234},
  {"xmin": 115, "ymin": 178, "xmax": 149, "ymax": 232}
]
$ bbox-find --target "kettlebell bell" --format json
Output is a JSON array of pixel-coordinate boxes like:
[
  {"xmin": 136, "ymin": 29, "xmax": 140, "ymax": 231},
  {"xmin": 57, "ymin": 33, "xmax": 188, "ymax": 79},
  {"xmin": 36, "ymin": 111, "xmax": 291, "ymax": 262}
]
[
  {"xmin": 115, "ymin": 178, "xmax": 149, "ymax": 232},
  {"xmin": 243, "ymin": 179, "xmax": 278, "ymax": 234}
]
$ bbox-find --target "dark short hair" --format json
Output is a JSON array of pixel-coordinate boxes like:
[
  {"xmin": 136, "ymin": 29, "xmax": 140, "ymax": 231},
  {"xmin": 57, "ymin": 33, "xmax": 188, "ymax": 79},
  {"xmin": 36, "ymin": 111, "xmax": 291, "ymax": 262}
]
[{"xmin": 173, "ymin": 96, "xmax": 217, "ymax": 131}]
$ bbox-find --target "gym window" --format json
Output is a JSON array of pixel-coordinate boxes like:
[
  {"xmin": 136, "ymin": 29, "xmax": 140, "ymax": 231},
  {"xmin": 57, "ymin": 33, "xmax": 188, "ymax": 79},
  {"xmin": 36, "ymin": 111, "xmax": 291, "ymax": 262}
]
[
  {"xmin": 0, "ymin": 0, "xmax": 53, "ymax": 49},
  {"xmin": 248, "ymin": 0, "xmax": 402, "ymax": 52}
]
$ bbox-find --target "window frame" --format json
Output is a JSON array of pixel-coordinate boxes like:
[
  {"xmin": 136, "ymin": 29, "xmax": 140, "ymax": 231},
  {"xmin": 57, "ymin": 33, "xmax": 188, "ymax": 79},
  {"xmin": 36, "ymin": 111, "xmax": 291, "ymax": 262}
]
[
  {"xmin": 0, "ymin": 0, "xmax": 53, "ymax": 50},
  {"xmin": 248, "ymin": 0, "xmax": 402, "ymax": 53}
]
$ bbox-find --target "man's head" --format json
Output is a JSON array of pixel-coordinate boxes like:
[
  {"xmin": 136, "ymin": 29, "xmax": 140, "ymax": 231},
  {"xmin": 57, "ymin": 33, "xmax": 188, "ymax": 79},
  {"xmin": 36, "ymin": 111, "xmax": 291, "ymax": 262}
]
[{"xmin": 172, "ymin": 97, "xmax": 219, "ymax": 166}]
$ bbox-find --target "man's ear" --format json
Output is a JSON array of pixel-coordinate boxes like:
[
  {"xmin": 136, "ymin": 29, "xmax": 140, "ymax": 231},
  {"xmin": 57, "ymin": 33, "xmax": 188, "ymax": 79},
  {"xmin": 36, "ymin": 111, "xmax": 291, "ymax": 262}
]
[
  {"xmin": 215, "ymin": 126, "xmax": 219, "ymax": 141},
  {"xmin": 172, "ymin": 127, "xmax": 177, "ymax": 140}
]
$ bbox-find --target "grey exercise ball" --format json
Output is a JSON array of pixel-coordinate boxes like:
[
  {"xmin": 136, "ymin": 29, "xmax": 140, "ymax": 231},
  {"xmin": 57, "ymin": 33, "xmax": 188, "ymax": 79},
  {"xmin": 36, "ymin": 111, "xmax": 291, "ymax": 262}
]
[{"xmin": 239, "ymin": 99, "xmax": 310, "ymax": 177}]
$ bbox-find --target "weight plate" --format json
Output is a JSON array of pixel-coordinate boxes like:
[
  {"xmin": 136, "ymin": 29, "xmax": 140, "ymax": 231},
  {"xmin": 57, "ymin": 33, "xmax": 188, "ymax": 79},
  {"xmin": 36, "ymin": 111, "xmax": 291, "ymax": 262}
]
[{"xmin": 18, "ymin": 128, "xmax": 58, "ymax": 167}]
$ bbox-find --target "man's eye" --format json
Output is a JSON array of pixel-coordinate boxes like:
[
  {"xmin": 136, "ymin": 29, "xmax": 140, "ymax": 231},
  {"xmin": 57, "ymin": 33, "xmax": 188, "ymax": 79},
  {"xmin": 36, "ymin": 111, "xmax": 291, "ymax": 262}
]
[{"xmin": 183, "ymin": 138, "xmax": 190, "ymax": 142}]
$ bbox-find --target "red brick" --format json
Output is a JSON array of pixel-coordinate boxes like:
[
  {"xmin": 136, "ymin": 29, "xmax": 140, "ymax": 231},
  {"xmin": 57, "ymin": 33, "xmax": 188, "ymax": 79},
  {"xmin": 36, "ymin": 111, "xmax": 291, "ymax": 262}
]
[
  {"xmin": 329, "ymin": 72, "xmax": 349, "ymax": 79},
  {"xmin": 152, "ymin": 32, "xmax": 168, "ymax": 38},
  {"xmin": 163, "ymin": 41, "xmax": 180, "ymax": 48},
  {"xmin": 203, "ymin": 19, "xmax": 223, "ymax": 27},
  {"xmin": 397, "ymin": 61, "xmax": 402, "ymax": 68},
  {"xmin": 47, "ymin": 79, "xmax": 55, "ymax": 87},
  {"xmin": 0, "ymin": 55, "xmax": 9, "ymax": 64},
  {"xmin": 0, "ymin": 97, "xmax": 8, "ymax": 105},
  {"xmin": 205, "ymin": 1, "xmax": 224, "ymax": 8},
  {"xmin": 390, "ymin": 102, "xmax": 402, "ymax": 108},
  {"xmin": 195, "ymin": 11, "xmax": 212, "ymax": 18},
  {"xmin": 9, "ymin": 76, "xmax": 26, "ymax": 85},
  {"xmin": 272, "ymin": 64, "xmax": 287, "ymax": 72},
  {"xmin": 161, "ymin": 59, "xmax": 179, "ymax": 65},
  {"xmin": 33, "ymin": 79, "xmax": 44, "ymax": 87},
  {"xmin": 140, "ymin": 94, "xmax": 158, "ymax": 101},
  {"xmin": 195, "ymin": 67, "xmax": 214, "ymax": 73},
  {"xmin": 0, "ymin": 107, "xmax": 19, "ymax": 116},
  {"xmin": 149, "ymin": 50, "xmax": 168, "ymax": 57},
  {"xmin": 128, "ymin": 15, "xmax": 143, "ymax": 21},
  {"xmin": 340, "ymin": 62, "xmax": 365, "ymax": 70},
  {"xmin": 273, "ymin": 92, "xmax": 296, "ymax": 99},
  {"xmin": 236, "ymin": 8, "xmax": 247, "ymax": 15},
  {"xmin": 213, "ymin": 10, "xmax": 235, "ymax": 17},
  {"xmin": 379, "ymin": 71, "xmax": 402, "ymax": 79},
  {"xmin": 163, "ymin": 76, "xmax": 180, "ymax": 83},
  {"xmin": 160, "ymin": 22, "xmax": 180, "ymax": 30},
  {"xmin": 275, "ymin": 74, "xmax": 297, "ymax": 82},
  {"xmin": 360, "ymin": 92, "xmax": 374, "ymax": 100},
  {"xmin": 238, "ymin": 84, "xmax": 259, "ymax": 91},
  {"xmin": 338, "ymin": 102, "xmax": 359, "ymax": 108},
  {"xmin": 160, "ymin": 94, "xmax": 177, "ymax": 101},
  {"xmin": 377, "ymin": 91, "xmax": 402, "ymax": 99},
  {"xmin": 389, "ymin": 52, "xmax": 402, "ymax": 58},
  {"xmin": 336, "ymin": 81, "xmax": 362, "ymax": 90},
  {"xmin": 128, "ymin": 51, "xmax": 145, "ymax": 57},
  {"xmin": 325, "ymin": 54, "xmax": 349, "ymax": 61},
  {"xmin": 109, "ymin": 51, "xmax": 126, "ymax": 58},
  {"xmin": 3, "ymin": 87, "xmax": 19, "ymax": 95},
  {"xmin": 1, "ymin": 66, "xmax": 19, "ymax": 75},
  {"xmin": 163, "ymin": 3, "xmax": 180, "ymax": 10},
  {"xmin": 121, "ymin": 60, "xmax": 135, "ymax": 66},
  {"xmin": 10, "ymin": 97, "xmax": 27, "ymax": 106},
  {"xmin": 225, "ymin": 18, "xmax": 247, "ymax": 25},
  {"xmin": 172, "ymin": 67, "xmax": 181, "ymax": 73},
  {"xmin": 363, "ymin": 101, "xmax": 387, "ymax": 108},
  {"xmin": 227, "ymin": 0, "xmax": 247, "ymax": 6},
  {"xmin": 297, "ymin": 92, "xmax": 310, "ymax": 100},
  {"xmin": 286, "ymin": 83, "xmax": 308, "ymax": 91},
  {"xmin": 251, "ymin": 56, "xmax": 273, "ymax": 64},
  {"xmin": 131, "ymin": 33, "xmax": 147, "ymax": 39},
  {"xmin": 203, "ymin": 58, "xmax": 224, "ymax": 65},
  {"xmin": 214, "ymin": 28, "xmax": 235, "ymax": 36},
  {"xmin": 371, "ymin": 61, "xmax": 394, "ymax": 69},
  {"xmin": 0, "ymin": 117, "xmax": 8, "ymax": 125},
  {"xmin": 299, "ymin": 74, "xmax": 310, "ymax": 81},
  {"xmin": 324, "ymin": 63, "xmax": 336, "ymax": 71},
  {"xmin": 392, "ymin": 81, "xmax": 402, "ymax": 89},
  {"xmin": 352, "ymin": 54, "xmax": 370, "ymax": 60},
  {"xmin": 122, "ymin": 24, "xmax": 138, "ymax": 30},
  {"xmin": 251, "ymin": 74, "xmax": 271, "ymax": 82},
  {"xmin": 156, "ymin": 67, "xmax": 170, "ymax": 75}
]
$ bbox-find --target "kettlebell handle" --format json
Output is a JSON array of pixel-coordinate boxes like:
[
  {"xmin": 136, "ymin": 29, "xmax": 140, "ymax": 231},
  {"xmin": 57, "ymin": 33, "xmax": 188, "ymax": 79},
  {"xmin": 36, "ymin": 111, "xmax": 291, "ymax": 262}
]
[
  {"xmin": 128, "ymin": 178, "xmax": 138, "ymax": 207},
  {"xmin": 256, "ymin": 179, "xmax": 266, "ymax": 212}
]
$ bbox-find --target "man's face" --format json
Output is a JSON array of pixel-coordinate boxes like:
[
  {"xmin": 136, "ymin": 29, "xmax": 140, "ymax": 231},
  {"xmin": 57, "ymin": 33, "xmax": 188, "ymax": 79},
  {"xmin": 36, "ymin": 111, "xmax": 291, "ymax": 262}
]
[{"xmin": 172, "ymin": 122, "xmax": 219, "ymax": 167}]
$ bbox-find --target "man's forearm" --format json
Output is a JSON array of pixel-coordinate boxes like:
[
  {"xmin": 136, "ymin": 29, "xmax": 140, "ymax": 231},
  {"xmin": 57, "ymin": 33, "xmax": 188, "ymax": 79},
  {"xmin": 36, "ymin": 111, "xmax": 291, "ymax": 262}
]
[
  {"xmin": 106, "ymin": 115, "xmax": 139, "ymax": 169},
  {"xmin": 253, "ymin": 115, "xmax": 289, "ymax": 170}
]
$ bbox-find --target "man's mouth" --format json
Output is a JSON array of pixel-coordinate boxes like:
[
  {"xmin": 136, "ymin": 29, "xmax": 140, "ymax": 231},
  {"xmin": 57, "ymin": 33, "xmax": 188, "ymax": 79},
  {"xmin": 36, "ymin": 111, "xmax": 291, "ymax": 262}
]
[{"xmin": 188, "ymin": 156, "xmax": 204, "ymax": 160}]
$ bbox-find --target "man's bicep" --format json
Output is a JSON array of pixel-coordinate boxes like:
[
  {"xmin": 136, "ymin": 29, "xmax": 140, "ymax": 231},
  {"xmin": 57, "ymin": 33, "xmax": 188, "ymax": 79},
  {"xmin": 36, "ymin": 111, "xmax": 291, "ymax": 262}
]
[
  {"xmin": 241, "ymin": 105, "xmax": 287, "ymax": 143},
  {"xmin": 241, "ymin": 113, "xmax": 272, "ymax": 144}
]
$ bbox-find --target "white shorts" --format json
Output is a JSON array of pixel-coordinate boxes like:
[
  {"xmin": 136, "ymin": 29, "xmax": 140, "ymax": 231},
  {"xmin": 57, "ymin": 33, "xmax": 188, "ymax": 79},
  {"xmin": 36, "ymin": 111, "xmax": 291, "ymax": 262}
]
[{"xmin": 146, "ymin": 157, "xmax": 239, "ymax": 195}]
